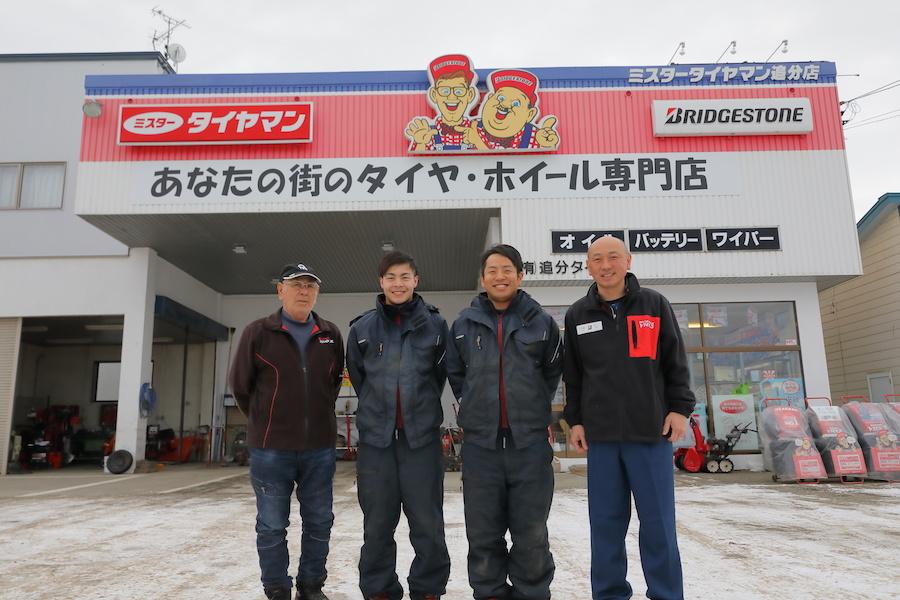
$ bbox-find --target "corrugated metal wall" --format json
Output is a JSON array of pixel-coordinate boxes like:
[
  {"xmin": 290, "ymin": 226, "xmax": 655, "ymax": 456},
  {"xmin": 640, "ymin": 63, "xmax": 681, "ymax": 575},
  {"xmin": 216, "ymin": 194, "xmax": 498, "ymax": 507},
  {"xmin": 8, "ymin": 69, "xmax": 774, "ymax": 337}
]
[
  {"xmin": 504, "ymin": 150, "xmax": 861, "ymax": 281},
  {"xmin": 0, "ymin": 318, "xmax": 22, "ymax": 476}
]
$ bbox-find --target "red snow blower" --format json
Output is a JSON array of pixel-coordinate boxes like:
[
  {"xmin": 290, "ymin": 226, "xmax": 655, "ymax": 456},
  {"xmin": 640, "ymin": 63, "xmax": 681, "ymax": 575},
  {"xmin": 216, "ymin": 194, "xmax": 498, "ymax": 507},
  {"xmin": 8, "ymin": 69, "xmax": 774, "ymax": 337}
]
[{"xmin": 675, "ymin": 416, "xmax": 755, "ymax": 473}]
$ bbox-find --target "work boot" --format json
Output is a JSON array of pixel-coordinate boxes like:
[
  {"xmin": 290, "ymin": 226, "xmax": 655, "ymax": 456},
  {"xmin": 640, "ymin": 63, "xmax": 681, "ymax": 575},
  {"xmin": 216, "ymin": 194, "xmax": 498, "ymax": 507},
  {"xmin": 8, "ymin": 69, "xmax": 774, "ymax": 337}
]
[
  {"xmin": 295, "ymin": 581, "xmax": 329, "ymax": 600},
  {"xmin": 264, "ymin": 588, "xmax": 292, "ymax": 600}
]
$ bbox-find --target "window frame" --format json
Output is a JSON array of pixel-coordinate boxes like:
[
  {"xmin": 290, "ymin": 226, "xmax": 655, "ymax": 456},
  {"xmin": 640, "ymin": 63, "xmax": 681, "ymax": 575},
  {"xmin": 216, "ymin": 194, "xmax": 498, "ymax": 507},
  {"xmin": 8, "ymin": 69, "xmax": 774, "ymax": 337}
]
[{"xmin": 0, "ymin": 161, "xmax": 66, "ymax": 210}]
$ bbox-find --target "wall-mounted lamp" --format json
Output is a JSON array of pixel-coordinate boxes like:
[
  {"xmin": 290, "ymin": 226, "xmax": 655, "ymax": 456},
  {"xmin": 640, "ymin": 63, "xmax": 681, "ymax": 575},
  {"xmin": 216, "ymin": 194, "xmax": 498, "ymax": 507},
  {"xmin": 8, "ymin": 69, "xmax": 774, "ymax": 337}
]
[
  {"xmin": 82, "ymin": 98, "xmax": 103, "ymax": 118},
  {"xmin": 667, "ymin": 42, "xmax": 686, "ymax": 65},
  {"xmin": 381, "ymin": 241, "xmax": 395, "ymax": 253},
  {"xmin": 715, "ymin": 41, "xmax": 737, "ymax": 63},
  {"xmin": 764, "ymin": 39, "xmax": 789, "ymax": 63}
]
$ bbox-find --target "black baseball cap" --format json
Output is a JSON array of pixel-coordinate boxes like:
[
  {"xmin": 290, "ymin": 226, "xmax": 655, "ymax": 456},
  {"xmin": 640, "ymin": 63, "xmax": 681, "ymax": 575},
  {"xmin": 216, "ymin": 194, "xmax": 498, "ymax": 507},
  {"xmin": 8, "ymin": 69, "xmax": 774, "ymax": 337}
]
[{"xmin": 279, "ymin": 263, "xmax": 322, "ymax": 283}]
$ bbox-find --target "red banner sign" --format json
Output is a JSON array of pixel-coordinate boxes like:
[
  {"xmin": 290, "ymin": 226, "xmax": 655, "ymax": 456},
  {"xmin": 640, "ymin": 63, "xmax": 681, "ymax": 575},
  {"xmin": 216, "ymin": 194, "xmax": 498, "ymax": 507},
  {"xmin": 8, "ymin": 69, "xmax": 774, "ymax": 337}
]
[{"xmin": 117, "ymin": 103, "xmax": 313, "ymax": 146}]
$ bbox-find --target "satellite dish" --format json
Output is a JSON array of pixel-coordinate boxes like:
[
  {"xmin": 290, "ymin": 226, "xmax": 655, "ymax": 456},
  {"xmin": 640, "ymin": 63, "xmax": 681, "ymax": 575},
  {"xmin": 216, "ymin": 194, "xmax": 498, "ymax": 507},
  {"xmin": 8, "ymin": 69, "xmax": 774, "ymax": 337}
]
[{"xmin": 167, "ymin": 43, "xmax": 187, "ymax": 64}]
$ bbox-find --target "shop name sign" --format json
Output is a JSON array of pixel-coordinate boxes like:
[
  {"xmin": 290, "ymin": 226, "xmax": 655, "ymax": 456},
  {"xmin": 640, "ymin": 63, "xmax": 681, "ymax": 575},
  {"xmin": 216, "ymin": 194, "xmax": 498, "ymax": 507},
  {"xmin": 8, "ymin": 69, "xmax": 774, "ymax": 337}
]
[
  {"xmin": 652, "ymin": 99, "xmax": 812, "ymax": 137},
  {"xmin": 117, "ymin": 103, "xmax": 314, "ymax": 146},
  {"xmin": 136, "ymin": 153, "xmax": 740, "ymax": 204}
]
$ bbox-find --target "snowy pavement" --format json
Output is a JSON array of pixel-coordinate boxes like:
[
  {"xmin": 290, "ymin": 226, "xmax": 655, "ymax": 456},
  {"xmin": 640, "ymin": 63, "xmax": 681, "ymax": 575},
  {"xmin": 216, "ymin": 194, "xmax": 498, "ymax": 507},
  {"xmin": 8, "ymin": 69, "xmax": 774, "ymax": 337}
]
[{"xmin": 0, "ymin": 463, "xmax": 897, "ymax": 599}]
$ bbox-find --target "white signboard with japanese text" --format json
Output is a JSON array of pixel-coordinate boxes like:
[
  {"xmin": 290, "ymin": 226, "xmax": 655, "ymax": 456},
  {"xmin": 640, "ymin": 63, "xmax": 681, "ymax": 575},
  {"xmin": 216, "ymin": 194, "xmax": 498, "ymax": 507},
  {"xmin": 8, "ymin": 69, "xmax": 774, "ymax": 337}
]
[{"xmin": 120, "ymin": 153, "xmax": 741, "ymax": 208}]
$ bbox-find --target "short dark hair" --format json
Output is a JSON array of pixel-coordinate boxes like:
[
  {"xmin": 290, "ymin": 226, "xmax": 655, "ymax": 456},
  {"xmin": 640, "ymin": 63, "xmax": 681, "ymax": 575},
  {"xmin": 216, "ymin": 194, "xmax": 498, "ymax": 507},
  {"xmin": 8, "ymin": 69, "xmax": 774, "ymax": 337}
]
[
  {"xmin": 378, "ymin": 251, "xmax": 418, "ymax": 277},
  {"xmin": 480, "ymin": 244, "xmax": 524, "ymax": 275}
]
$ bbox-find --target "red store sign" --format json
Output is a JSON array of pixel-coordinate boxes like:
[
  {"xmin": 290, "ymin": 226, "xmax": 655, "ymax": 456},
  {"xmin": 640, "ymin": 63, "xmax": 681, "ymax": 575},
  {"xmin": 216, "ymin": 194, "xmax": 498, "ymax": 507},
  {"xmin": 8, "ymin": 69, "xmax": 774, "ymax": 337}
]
[{"xmin": 117, "ymin": 102, "xmax": 314, "ymax": 146}]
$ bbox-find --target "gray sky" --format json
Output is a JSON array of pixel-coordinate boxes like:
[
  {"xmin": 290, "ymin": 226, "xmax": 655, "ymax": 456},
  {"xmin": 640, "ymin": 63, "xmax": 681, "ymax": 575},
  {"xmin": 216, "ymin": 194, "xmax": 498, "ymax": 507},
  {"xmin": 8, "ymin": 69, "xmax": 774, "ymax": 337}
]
[{"xmin": 4, "ymin": 0, "xmax": 898, "ymax": 218}]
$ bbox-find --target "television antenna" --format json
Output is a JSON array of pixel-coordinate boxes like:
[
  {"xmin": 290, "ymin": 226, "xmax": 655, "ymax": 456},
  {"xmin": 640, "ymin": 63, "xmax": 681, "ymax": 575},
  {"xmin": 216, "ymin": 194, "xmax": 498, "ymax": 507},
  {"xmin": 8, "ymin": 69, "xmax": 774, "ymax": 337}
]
[{"xmin": 151, "ymin": 7, "xmax": 190, "ymax": 72}]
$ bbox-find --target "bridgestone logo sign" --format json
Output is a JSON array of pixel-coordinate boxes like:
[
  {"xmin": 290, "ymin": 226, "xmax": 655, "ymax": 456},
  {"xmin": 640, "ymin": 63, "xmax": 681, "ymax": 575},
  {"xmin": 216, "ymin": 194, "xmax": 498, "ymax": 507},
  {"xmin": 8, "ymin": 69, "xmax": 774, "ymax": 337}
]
[{"xmin": 652, "ymin": 98, "xmax": 813, "ymax": 137}]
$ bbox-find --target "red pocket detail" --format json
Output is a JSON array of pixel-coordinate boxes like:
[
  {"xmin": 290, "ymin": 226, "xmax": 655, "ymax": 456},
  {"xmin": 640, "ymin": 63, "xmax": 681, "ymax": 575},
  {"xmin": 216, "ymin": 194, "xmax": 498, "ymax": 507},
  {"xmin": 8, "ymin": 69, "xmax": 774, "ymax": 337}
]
[{"xmin": 627, "ymin": 315, "xmax": 660, "ymax": 360}]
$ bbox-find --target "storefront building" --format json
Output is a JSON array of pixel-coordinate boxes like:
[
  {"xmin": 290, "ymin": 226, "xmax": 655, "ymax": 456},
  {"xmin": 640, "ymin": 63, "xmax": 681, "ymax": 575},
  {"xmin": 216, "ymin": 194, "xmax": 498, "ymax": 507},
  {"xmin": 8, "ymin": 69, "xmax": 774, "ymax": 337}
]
[{"xmin": 1, "ymin": 53, "xmax": 862, "ymax": 472}]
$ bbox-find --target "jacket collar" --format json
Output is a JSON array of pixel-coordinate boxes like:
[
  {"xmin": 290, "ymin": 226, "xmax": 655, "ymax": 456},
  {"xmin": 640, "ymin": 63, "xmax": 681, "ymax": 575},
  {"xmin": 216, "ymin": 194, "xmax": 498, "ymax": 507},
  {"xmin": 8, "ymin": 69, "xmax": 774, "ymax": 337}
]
[
  {"xmin": 462, "ymin": 290, "xmax": 542, "ymax": 329},
  {"xmin": 375, "ymin": 293, "xmax": 431, "ymax": 332},
  {"xmin": 263, "ymin": 308, "xmax": 334, "ymax": 336},
  {"xmin": 586, "ymin": 272, "xmax": 641, "ymax": 309}
]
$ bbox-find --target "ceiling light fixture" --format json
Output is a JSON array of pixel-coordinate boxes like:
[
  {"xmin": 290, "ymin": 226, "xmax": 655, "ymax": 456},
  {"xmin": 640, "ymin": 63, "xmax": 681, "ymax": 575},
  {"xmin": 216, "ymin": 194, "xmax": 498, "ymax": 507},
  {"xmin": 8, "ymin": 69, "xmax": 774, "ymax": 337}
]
[{"xmin": 232, "ymin": 244, "xmax": 248, "ymax": 255}]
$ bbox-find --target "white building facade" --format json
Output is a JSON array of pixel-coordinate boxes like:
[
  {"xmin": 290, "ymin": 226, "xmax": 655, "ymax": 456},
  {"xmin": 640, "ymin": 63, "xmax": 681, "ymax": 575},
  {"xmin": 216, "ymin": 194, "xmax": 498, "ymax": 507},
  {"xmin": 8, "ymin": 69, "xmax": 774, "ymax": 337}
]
[{"xmin": 0, "ymin": 55, "xmax": 861, "ymax": 473}]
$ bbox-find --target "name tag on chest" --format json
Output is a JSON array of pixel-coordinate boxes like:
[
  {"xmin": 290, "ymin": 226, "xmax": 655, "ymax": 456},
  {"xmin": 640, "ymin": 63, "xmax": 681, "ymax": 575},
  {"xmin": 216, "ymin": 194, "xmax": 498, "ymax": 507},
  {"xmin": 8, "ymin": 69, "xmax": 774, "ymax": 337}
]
[{"xmin": 576, "ymin": 321, "xmax": 603, "ymax": 335}]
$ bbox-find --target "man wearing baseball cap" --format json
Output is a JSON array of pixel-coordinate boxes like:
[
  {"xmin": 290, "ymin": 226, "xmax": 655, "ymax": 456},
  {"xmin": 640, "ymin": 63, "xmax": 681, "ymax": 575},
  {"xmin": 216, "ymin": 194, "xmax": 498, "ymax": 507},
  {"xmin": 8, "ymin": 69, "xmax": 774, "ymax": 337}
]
[
  {"xmin": 406, "ymin": 54, "xmax": 480, "ymax": 152},
  {"xmin": 230, "ymin": 263, "xmax": 344, "ymax": 600},
  {"xmin": 461, "ymin": 68, "xmax": 560, "ymax": 151}
]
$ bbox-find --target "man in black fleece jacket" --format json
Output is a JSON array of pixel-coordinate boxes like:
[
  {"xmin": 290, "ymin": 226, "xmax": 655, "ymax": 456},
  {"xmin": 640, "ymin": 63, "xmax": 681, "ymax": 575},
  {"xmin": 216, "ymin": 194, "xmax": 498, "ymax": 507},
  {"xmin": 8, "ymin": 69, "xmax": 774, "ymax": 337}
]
[{"xmin": 563, "ymin": 235, "xmax": 695, "ymax": 600}]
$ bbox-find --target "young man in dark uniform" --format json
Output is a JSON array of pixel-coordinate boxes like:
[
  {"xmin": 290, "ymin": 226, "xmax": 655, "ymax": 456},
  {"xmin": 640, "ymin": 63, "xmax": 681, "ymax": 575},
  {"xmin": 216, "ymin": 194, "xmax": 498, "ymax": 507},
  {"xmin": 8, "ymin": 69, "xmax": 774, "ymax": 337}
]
[
  {"xmin": 447, "ymin": 244, "xmax": 563, "ymax": 600},
  {"xmin": 346, "ymin": 251, "xmax": 451, "ymax": 600}
]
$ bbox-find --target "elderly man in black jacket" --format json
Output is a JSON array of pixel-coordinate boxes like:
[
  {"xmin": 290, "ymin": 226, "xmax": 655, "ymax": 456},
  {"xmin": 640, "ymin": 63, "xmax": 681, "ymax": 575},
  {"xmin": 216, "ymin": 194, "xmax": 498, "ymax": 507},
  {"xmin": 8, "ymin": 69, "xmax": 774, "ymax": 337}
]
[
  {"xmin": 229, "ymin": 263, "xmax": 344, "ymax": 600},
  {"xmin": 346, "ymin": 251, "xmax": 451, "ymax": 600},
  {"xmin": 564, "ymin": 235, "xmax": 695, "ymax": 600},
  {"xmin": 447, "ymin": 244, "xmax": 563, "ymax": 600}
]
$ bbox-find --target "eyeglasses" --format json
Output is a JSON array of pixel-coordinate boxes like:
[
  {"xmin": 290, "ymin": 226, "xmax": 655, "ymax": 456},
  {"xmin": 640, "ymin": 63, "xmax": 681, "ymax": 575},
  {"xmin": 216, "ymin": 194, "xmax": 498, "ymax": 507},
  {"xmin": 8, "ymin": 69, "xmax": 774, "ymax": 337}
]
[
  {"xmin": 436, "ymin": 86, "xmax": 468, "ymax": 98},
  {"xmin": 283, "ymin": 281, "xmax": 319, "ymax": 290}
]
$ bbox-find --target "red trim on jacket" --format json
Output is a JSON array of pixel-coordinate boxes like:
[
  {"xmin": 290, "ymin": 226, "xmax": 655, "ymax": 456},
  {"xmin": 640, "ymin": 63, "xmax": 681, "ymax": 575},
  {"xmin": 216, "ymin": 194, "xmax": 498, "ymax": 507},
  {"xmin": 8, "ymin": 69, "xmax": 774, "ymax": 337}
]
[
  {"xmin": 254, "ymin": 352, "xmax": 280, "ymax": 448},
  {"xmin": 498, "ymin": 314, "xmax": 509, "ymax": 429}
]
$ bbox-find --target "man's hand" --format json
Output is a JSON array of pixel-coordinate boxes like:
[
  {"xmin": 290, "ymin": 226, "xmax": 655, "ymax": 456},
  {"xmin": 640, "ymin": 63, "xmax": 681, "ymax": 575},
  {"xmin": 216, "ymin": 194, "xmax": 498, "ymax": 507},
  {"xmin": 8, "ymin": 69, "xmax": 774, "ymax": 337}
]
[
  {"xmin": 405, "ymin": 117, "xmax": 437, "ymax": 146},
  {"xmin": 534, "ymin": 116, "xmax": 559, "ymax": 148},
  {"xmin": 569, "ymin": 424, "xmax": 588, "ymax": 453},
  {"xmin": 662, "ymin": 412, "xmax": 688, "ymax": 442},
  {"xmin": 455, "ymin": 121, "xmax": 488, "ymax": 150}
]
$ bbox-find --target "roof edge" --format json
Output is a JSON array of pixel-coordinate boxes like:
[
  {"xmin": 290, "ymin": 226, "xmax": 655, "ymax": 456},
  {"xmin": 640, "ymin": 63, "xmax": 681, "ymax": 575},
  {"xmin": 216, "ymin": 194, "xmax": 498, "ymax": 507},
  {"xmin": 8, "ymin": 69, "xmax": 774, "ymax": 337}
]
[
  {"xmin": 0, "ymin": 52, "xmax": 173, "ymax": 74},
  {"xmin": 857, "ymin": 192, "xmax": 900, "ymax": 239}
]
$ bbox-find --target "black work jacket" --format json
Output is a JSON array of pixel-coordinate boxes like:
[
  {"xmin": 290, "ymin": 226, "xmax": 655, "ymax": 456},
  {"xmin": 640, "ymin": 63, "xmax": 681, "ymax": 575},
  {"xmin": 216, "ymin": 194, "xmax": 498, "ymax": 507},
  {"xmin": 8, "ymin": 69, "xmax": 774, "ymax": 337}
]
[
  {"xmin": 346, "ymin": 294, "xmax": 449, "ymax": 449},
  {"xmin": 447, "ymin": 291, "xmax": 563, "ymax": 449}
]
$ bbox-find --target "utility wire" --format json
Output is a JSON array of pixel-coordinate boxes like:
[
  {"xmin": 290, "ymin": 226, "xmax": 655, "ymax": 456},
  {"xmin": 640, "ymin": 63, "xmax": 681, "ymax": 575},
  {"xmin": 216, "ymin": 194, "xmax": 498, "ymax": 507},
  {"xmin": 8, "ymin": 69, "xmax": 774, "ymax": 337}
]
[
  {"xmin": 844, "ymin": 113, "xmax": 900, "ymax": 130},
  {"xmin": 840, "ymin": 78, "xmax": 900, "ymax": 105},
  {"xmin": 846, "ymin": 107, "xmax": 900, "ymax": 126}
]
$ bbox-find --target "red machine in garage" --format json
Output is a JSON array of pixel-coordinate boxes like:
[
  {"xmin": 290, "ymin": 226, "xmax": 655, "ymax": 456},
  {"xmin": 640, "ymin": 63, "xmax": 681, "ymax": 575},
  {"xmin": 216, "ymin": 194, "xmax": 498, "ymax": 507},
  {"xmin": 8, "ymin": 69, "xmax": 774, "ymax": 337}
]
[{"xmin": 674, "ymin": 416, "xmax": 754, "ymax": 473}]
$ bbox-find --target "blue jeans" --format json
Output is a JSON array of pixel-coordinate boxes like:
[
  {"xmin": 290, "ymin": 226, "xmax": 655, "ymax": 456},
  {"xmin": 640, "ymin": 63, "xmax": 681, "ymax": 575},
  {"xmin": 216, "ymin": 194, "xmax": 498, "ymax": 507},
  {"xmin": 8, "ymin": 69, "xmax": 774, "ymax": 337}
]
[
  {"xmin": 250, "ymin": 447, "xmax": 336, "ymax": 591},
  {"xmin": 587, "ymin": 440, "xmax": 683, "ymax": 600}
]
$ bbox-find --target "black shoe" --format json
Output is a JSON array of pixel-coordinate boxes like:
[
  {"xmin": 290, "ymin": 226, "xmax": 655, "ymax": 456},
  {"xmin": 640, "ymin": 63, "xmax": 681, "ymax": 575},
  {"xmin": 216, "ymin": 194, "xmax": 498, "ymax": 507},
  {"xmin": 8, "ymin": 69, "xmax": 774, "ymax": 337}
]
[
  {"xmin": 295, "ymin": 581, "xmax": 329, "ymax": 600},
  {"xmin": 264, "ymin": 587, "xmax": 292, "ymax": 600}
]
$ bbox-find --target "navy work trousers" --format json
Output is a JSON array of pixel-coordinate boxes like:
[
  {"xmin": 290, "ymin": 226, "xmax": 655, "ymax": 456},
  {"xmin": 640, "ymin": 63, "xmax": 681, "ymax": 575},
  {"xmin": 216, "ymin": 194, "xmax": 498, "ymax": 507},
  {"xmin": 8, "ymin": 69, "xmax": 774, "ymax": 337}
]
[{"xmin": 587, "ymin": 440, "xmax": 683, "ymax": 600}]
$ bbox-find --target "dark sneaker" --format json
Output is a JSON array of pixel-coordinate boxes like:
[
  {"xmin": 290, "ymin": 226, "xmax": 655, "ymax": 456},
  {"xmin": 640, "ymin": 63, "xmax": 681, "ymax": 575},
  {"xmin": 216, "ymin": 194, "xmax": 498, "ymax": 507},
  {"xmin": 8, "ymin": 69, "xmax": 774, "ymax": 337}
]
[{"xmin": 264, "ymin": 588, "xmax": 292, "ymax": 600}]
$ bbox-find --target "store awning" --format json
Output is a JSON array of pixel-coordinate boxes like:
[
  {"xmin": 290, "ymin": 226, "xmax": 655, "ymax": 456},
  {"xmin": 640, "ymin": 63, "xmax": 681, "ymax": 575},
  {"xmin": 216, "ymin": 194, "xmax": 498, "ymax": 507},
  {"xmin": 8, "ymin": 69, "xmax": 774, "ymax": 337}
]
[{"xmin": 83, "ymin": 208, "xmax": 496, "ymax": 294}]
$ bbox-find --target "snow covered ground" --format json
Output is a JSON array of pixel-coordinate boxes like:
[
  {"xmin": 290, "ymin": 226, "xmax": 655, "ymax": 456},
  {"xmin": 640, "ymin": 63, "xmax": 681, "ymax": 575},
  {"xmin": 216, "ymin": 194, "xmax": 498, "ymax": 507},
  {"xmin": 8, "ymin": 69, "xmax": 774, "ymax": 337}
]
[{"xmin": 0, "ymin": 464, "xmax": 897, "ymax": 599}]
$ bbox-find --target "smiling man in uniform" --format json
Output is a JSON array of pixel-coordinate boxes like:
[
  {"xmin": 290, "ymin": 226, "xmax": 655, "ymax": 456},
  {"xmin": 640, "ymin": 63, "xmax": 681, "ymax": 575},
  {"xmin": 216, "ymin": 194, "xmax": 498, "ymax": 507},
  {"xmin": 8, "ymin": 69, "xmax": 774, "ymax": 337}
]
[{"xmin": 563, "ymin": 236, "xmax": 695, "ymax": 600}]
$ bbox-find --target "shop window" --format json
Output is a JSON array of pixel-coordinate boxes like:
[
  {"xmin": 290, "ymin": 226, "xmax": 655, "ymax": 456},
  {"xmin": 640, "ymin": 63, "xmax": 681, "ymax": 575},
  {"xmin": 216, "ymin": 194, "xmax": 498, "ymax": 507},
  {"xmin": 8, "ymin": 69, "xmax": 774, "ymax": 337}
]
[
  {"xmin": 0, "ymin": 162, "xmax": 65, "ymax": 210},
  {"xmin": 707, "ymin": 350, "xmax": 804, "ymax": 449},
  {"xmin": 0, "ymin": 164, "xmax": 19, "ymax": 208},
  {"xmin": 701, "ymin": 302, "xmax": 798, "ymax": 347},
  {"xmin": 671, "ymin": 303, "xmax": 702, "ymax": 348}
]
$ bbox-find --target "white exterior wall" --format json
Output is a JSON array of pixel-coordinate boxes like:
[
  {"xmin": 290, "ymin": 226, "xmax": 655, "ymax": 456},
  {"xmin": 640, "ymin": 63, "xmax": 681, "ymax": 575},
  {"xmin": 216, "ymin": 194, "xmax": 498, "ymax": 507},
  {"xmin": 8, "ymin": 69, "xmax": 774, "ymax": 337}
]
[
  {"xmin": 504, "ymin": 151, "xmax": 861, "ymax": 282},
  {"xmin": 0, "ymin": 58, "xmax": 166, "ymax": 258}
]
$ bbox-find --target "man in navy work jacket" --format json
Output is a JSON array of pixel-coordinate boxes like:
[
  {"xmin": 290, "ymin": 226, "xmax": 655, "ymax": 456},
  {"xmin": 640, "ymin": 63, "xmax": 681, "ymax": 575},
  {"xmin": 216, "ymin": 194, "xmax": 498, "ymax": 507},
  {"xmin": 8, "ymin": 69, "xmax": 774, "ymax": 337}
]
[
  {"xmin": 229, "ymin": 263, "xmax": 344, "ymax": 600},
  {"xmin": 446, "ymin": 243, "xmax": 563, "ymax": 600},
  {"xmin": 563, "ymin": 235, "xmax": 695, "ymax": 600},
  {"xmin": 346, "ymin": 251, "xmax": 451, "ymax": 600}
]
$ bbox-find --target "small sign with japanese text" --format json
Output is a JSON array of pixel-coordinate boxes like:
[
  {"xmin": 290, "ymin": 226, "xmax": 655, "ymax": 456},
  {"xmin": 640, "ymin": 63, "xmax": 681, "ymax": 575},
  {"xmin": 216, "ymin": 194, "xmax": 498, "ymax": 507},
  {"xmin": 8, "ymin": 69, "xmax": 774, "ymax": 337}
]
[{"xmin": 118, "ymin": 103, "xmax": 314, "ymax": 146}]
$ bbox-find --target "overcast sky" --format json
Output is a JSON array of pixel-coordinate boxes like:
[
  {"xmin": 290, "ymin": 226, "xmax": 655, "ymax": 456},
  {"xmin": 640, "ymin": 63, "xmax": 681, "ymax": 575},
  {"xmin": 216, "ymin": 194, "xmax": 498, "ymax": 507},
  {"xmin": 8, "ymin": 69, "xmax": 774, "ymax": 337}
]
[{"xmin": 4, "ymin": 0, "xmax": 898, "ymax": 217}]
